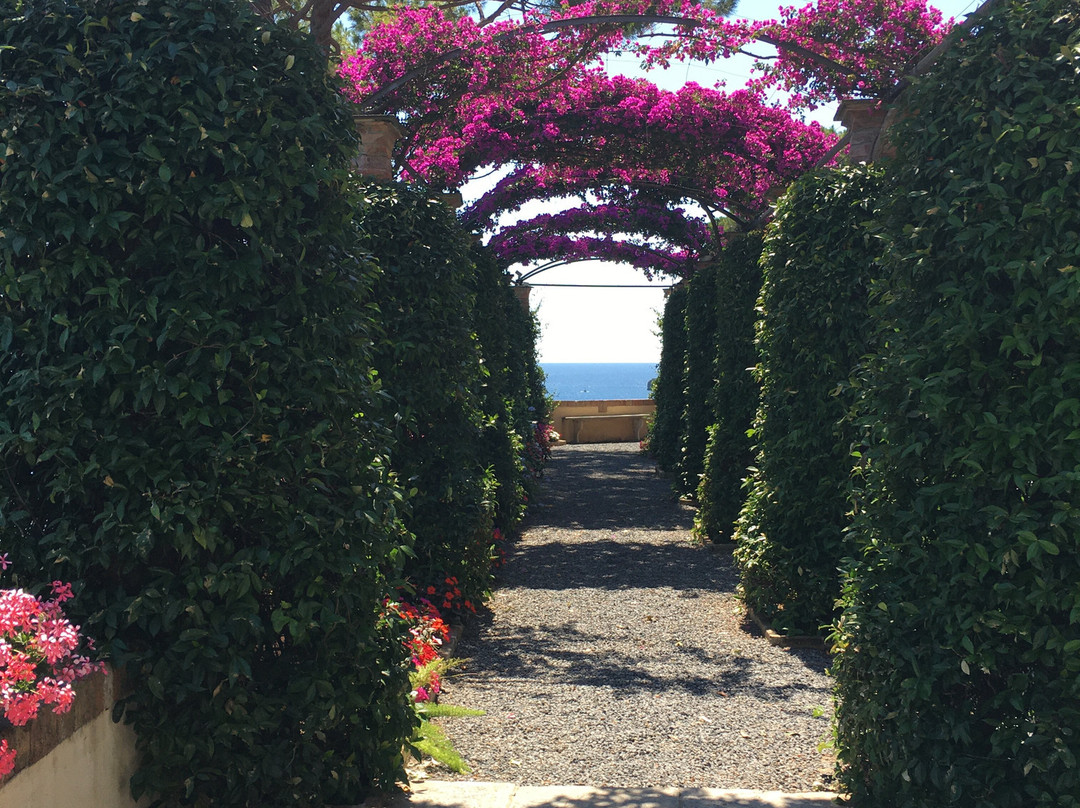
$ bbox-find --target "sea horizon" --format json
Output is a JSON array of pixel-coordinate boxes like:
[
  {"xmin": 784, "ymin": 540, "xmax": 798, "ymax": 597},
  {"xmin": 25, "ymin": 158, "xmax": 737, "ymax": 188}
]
[{"xmin": 541, "ymin": 361, "xmax": 658, "ymax": 401}]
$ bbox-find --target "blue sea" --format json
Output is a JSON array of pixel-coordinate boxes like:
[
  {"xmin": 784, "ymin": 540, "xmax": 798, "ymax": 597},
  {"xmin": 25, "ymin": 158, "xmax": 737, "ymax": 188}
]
[{"xmin": 542, "ymin": 362, "xmax": 658, "ymax": 401}]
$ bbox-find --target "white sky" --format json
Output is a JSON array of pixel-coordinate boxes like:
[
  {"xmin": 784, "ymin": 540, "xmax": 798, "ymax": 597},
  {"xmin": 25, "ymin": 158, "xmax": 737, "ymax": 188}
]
[{"xmin": 463, "ymin": 0, "xmax": 982, "ymax": 364}]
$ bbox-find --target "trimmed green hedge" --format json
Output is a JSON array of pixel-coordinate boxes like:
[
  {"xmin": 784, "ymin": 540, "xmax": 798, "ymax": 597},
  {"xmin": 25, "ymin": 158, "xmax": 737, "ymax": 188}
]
[
  {"xmin": 649, "ymin": 284, "xmax": 688, "ymax": 472},
  {"xmin": 354, "ymin": 184, "xmax": 497, "ymax": 617},
  {"xmin": 693, "ymin": 233, "xmax": 763, "ymax": 542},
  {"xmin": 0, "ymin": 2, "xmax": 413, "ymax": 804},
  {"xmin": 471, "ymin": 247, "xmax": 536, "ymax": 535},
  {"xmin": 833, "ymin": 2, "xmax": 1080, "ymax": 805},
  {"xmin": 733, "ymin": 167, "xmax": 883, "ymax": 635},
  {"xmin": 678, "ymin": 261, "xmax": 719, "ymax": 496}
]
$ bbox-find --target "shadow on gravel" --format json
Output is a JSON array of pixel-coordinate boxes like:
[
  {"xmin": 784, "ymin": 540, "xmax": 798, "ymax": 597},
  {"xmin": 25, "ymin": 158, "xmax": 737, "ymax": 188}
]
[
  {"xmin": 737, "ymin": 619, "xmax": 832, "ymax": 676},
  {"xmin": 474, "ymin": 444, "xmax": 832, "ymax": 674},
  {"xmin": 370, "ymin": 788, "xmax": 836, "ymax": 808},
  {"xmin": 502, "ymin": 539, "xmax": 738, "ymax": 592},
  {"xmin": 455, "ymin": 621, "xmax": 830, "ymax": 699},
  {"xmin": 529, "ymin": 445, "xmax": 694, "ymax": 531}
]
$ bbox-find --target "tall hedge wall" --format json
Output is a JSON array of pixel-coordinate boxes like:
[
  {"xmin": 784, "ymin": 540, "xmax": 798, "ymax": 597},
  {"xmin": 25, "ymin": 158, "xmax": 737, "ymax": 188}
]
[
  {"xmin": 0, "ymin": 2, "xmax": 414, "ymax": 804},
  {"xmin": 354, "ymin": 184, "xmax": 499, "ymax": 617},
  {"xmin": 693, "ymin": 233, "xmax": 763, "ymax": 542},
  {"xmin": 471, "ymin": 247, "xmax": 537, "ymax": 535},
  {"xmin": 649, "ymin": 284, "xmax": 689, "ymax": 472},
  {"xmin": 356, "ymin": 190, "xmax": 548, "ymax": 611},
  {"xmin": 678, "ymin": 261, "xmax": 719, "ymax": 496},
  {"xmin": 833, "ymin": 2, "xmax": 1080, "ymax": 805},
  {"xmin": 733, "ymin": 167, "xmax": 883, "ymax": 635},
  {"xmin": 517, "ymin": 300, "xmax": 550, "ymax": 431}
]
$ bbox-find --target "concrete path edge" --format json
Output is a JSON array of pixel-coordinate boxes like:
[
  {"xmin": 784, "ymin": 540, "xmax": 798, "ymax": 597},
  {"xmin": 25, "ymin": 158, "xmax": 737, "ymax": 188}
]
[{"xmin": 361, "ymin": 780, "xmax": 842, "ymax": 808}]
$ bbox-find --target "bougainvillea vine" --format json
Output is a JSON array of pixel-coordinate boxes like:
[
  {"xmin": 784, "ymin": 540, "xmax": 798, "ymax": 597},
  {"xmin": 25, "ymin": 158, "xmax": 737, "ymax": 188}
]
[{"xmin": 340, "ymin": 0, "xmax": 949, "ymax": 274}]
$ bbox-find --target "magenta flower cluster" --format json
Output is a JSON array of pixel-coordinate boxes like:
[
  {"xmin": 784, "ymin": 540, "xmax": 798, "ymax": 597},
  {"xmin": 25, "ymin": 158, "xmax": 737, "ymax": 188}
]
[
  {"xmin": 484, "ymin": 199, "xmax": 713, "ymax": 279},
  {"xmin": 643, "ymin": 0, "xmax": 952, "ymax": 109},
  {"xmin": 340, "ymin": 0, "xmax": 950, "ymax": 272}
]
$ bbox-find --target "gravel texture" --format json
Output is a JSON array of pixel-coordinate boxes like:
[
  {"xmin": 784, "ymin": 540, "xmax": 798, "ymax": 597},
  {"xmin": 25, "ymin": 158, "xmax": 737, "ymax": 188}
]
[{"xmin": 434, "ymin": 443, "xmax": 835, "ymax": 791}]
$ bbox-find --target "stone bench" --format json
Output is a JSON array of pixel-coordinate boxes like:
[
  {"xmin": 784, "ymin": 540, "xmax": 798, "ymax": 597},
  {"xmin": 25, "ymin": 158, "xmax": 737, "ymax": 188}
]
[{"xmin": 560, "ymin": 413, "xmax": 650, "ymax": 444}]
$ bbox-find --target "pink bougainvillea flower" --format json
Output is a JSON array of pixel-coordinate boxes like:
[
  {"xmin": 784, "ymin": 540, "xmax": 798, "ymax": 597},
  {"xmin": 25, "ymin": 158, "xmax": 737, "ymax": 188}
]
[{"xmin": 338, "ymin": 0, "xmax": 948, "ymax": 278}]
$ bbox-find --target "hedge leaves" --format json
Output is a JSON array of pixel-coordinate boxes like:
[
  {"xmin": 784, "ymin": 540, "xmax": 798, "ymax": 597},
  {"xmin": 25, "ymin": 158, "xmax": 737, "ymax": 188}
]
[
  {"xmin": 0, "ymin": 2, "xmax": 414, "ymax": 804},
  {"xmin": 693, "ymin": 233, "xmax": 763, "ymax": 542},
  {"xmin": 833, "ymin": 2, "xmax": 1080, "ymax": 804},
  {"xmin": 734, "ymin": 167, "xmax": 882, "ymax": 635}
]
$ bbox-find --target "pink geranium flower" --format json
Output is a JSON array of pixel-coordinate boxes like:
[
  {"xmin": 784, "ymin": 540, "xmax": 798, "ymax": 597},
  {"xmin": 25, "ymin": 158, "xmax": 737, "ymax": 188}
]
[{"xmin": 0, "ymin": 577, "xmax": 104, "ymax": 777}]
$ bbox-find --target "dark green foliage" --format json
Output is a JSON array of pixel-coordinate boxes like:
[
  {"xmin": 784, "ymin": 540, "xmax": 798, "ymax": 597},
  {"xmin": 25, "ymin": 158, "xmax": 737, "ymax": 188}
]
[
  {"xmin": 354, "ymin": 184, "xmax": 496, "ymax": 616},
  {"xmin": 733, "ymin": 167, "xmax": 883, "ymax": 635},
  {"xmin": 833, "ymin": 2, "xmax": 1080, "ymax": 805},
  {"xmin": 649, "ymin": 285, "xmax": 688, "ymax": 472},
  {"xmin": 693, "ymin": 233, "xmax": 763, "ymax": 542},
  {"xmin": 0, "ymin": 2, "xmax": 414, "ymax": 805},
  {"xmin": 470, "ymin": 247, "xmax": 532, "ymax": 535},
  {"xmin": 505, "ymin": 285, "xmax": 549, "ymax": 487},
  {"xmin": 517, "ymin": 301, "xmax": 551, "ymax": 429},
  {"xmin": 677, "ymin": 261, "xmax": 719, "ymax": 496}
]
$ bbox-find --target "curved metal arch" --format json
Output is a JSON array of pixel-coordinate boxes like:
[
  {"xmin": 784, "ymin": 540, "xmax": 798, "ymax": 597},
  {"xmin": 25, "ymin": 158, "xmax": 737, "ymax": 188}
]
[
  {"xmin": 476, "ymin": 175, "xmax": 749, "ymax": 235},
  {"xmin": 516, "ymin": 258, "xmax": 598, "ymax": 283},
  {"xmin": 514, "ymin": 254, "xmax": 687, "ymax": 286}
]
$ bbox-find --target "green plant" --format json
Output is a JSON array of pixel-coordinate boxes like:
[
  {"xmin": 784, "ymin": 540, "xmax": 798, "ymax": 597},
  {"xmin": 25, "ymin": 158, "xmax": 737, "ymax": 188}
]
[
  {"xmin": 0, "ymin": 2, "xmax": 414, "ymax": 804},
  {"xmin": 408, "ymin": 653, "xmax": 484, "ymax": 775},
  {"xmin": 354, "ymin": 183, "xmax": 497, "ymax": 617},
  {"xmin": 833, "ymin": 2, "xmax": 1080, "ymax": 805},
  {"xmin": 649, "ymin": 284, "xmax": 689, "ymax": 473},
  {"xmin": 411, "ymin": 702, "xmax": 486, "ymax": 774},
  {"xmin": 391, "ymin": 600, "xmax": 484, "ymax": 774},
  {"xmin": 733, "ymin": 167, "xmax": 883, "ymax": 635},
  {"xmin": 410, "ymin": 656, "xmax": 456, "ymax": 699},
  {"xmin": 678, "ymin": 261, "xmax": 719, "ymax": 496},
  {"xmin": 470, "ymin": 248, "xmax": 534, "ymax": 535},
  {"xmin": 693, "ymin": 232, "xmax": 763, "ymax": 542}
]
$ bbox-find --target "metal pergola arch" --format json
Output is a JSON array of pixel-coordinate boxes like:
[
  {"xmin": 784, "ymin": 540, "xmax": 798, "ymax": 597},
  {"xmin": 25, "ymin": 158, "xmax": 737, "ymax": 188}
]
[{"xmin": 513, "ymin": 258, "xmax": 678, "ymax": 288}]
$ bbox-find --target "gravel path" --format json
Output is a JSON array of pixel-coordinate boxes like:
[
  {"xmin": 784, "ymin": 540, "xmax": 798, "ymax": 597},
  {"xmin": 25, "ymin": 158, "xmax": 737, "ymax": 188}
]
[{"xmin": 435, "ymin": 443, "xmax": 835, "ymax": 791}]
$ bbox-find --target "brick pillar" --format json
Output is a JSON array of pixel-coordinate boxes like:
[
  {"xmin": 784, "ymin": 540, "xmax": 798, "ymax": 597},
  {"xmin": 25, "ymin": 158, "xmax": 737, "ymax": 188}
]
[
  {"xmin": 512, "ymin": 284, "xmax": 532, "ymax": 311},
  {"xmin": 834, "ymin": 99, "xmax": 893, "ymax": 164},
  {"xmin": 352, "ymin": 114, "xmax": 404, "ymax": 181}
]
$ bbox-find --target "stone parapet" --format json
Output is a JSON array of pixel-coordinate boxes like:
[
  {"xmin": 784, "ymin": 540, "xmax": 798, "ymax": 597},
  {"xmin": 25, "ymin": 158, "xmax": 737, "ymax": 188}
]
[{"xmin": 551, "ymin": 400, "xmax": 656, "ymax": 444}]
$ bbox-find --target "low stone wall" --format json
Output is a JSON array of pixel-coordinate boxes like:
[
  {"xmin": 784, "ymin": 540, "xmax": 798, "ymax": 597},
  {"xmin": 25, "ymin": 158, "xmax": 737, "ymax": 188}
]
[
  {"xmin": 0, "ymin": 666, "xmax": 147, "ymax": 808},
  {"xmin": 551, "ymin": 400, "xmax": 656, "ymax": 444}
]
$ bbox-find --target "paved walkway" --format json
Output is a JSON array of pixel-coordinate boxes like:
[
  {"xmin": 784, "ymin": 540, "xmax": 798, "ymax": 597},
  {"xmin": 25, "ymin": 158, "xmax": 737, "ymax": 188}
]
[
  {"xmin": 364, "ymin": 780, "xmax": 839, "ymax": 807},
  {"xmin": 364, "ymin": 444, "xmax": 841, "ymax": 807}
]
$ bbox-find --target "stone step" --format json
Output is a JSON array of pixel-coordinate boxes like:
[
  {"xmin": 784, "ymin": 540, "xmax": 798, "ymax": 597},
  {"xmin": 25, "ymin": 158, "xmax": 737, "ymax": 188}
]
[{"xmin": 362, "ymin": 780, "xmax": 841, "ymax": 808}]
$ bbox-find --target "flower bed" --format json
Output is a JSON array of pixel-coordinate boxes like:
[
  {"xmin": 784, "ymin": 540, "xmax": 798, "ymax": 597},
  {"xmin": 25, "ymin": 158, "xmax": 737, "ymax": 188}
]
[{"xmin": 0, "ymin": 579, "xmax": 104, "ymax": 779}]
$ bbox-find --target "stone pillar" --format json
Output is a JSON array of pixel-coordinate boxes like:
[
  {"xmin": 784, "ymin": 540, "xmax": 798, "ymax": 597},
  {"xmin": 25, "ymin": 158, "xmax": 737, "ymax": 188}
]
[
  {"xmin": 834, "ymin": 99, "xmax": 893, "ymax": 164},
  {"xmin": 664, "ymin": 280, "xmax": 688, "ymax": 299},
  {"xmin": 352, "ymin": 114, "xmax": 404, "ymax": 181},
  {"xmin": 512, "ymin": 284, "xmax": 532, "ymax": 311},
  {"xmin": 439, "ymin": 191, "xmax": 463, "ymax": 209},
  {"xmin": 875, "ymin": 107, "xmax": 902, "ymax": 161}
]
